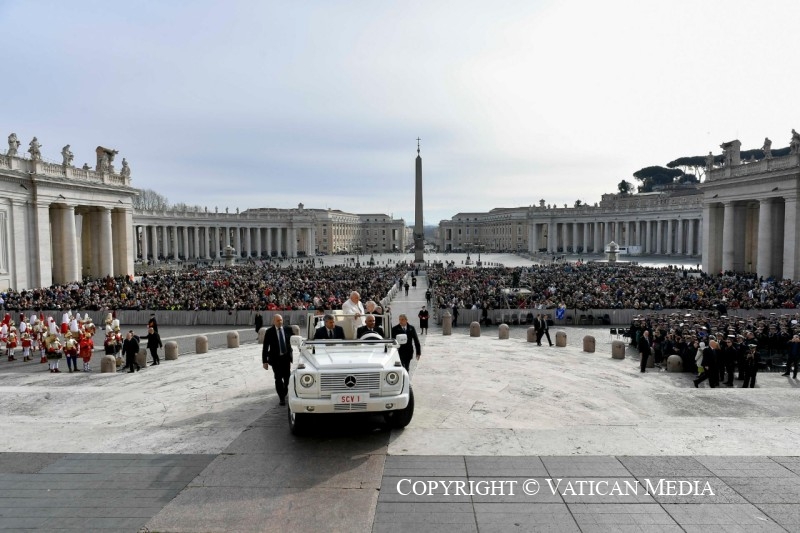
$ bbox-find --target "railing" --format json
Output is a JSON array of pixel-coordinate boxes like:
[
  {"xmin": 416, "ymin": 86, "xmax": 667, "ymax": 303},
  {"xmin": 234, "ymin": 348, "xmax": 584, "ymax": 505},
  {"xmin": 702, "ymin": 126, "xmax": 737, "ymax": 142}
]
[
  {"xmin": 707, "ymin": 154, "xmax": 800, "ymax": 181},
  {"xmin": 0, "ymin": 153, "xmax": 132, "ymax": 186}
]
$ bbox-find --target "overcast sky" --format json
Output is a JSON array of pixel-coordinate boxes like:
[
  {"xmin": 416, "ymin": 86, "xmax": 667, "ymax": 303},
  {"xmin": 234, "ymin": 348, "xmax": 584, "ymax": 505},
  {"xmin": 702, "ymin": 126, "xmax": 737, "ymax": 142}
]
[{"xmin": 4, "ymin": 0, "xmax": 799, "ymax": 225}]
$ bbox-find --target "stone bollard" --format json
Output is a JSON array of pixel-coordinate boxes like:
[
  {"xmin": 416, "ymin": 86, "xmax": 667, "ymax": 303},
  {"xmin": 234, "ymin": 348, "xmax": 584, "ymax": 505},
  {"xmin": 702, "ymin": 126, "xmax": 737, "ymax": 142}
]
[
  {"xmin": 227, "ymin": 331, "xmax": 240, "ymax": 348},
  {"xmin": 442, "ymin": 312, "xmax": 452, "ymax": 336},
  {"xmin": 666, "ymin": 354, "xmax": 683, "ymax": 372},
  {"xmin": 527, "ymin": 327, "xmax": 538, "ymax": 343},
  {"xmin": 582, "ymin": 335, "xmax": 595, "ymax": 353},
  {"xmin": 258, "ymin": 327, "xmax": 267, "ymax": 344},
  {"xmin": 470, "ymin": 321, "xmax": 481, "ymax": 337},
  {"xmin": 196, "ymin": 335, "xmax": 208, "ymax": 354},
  {"xmin": 611, "ymin": 340, "xmax": 626, "ymax": 359},
  {"xmin": 646, "ymin": 354, "xmax": 655, "ymax": 368},
  {"xmin": 100, "ymin": 354, "xmax": 116, "ymax": 373},
  {"xmin": 556, "ymin": 331, "xmax": 567, "ymax": 347},
  {"xmin": 499, "ymin": 324, "xmax": 509, "ymax": 339},
  {"xmin": 165, "ymin": 341, "xmax": 179, "ymax": 360},
  {"xmin": 136, "ymin": 349, "xmax": 148, "ymax": 368}
]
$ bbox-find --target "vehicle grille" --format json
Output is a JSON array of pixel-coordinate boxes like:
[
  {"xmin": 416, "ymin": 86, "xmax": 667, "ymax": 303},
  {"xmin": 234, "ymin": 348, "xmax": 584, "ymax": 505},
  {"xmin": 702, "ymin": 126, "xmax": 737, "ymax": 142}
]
[
  {"xmin": 333, "ymin": 403, "xmax": 368, "ymax": 411},
  {"xmin": 320, "ymin": 372, "xmax": 381, "ymax": 393}
]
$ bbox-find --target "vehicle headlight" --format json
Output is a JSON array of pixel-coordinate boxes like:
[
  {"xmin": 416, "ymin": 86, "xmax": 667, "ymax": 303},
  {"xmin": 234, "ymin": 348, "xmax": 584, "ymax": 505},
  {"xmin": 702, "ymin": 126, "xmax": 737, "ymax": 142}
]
[
  {"xmin": 299, "ymin": 373, "xmax": 316, "ymax": 388},
  {"xmin": 385, "ymin": 371, "xmax": 399, "ymax": 386}
]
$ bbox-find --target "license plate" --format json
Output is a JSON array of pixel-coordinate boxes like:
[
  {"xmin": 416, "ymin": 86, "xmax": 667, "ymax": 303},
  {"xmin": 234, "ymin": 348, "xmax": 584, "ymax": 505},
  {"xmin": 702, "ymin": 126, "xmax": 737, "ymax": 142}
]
[{"xmin": 333, "ymin": 393, "xmax": 369, "ymax": 404}]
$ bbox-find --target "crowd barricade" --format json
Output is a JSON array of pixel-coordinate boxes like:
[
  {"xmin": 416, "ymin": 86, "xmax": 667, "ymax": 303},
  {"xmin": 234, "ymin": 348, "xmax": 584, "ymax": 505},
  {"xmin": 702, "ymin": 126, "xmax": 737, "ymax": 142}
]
[
  {"xmin": 14, "ymin": 304, "xmax": 800, "ymax": 330},
  {"xmin": 435, "ymin": 307, "xmax": 800, "ymax": 327}
]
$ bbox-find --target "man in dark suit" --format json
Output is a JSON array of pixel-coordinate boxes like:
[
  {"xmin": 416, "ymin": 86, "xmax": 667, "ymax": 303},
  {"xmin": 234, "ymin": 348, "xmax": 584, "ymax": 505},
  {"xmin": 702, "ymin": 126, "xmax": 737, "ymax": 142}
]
[
  {"xmin": 262, "ymin": 314, "xmax": 294, "ymax": 406},
  {"xmin": 357, "ymin": 314, "xmax": 385, "ymax": 338},
  {"xmin": 314, "ymin": 314, "xmax": 346, "ymax": 340},
  {"xmin": 638, "ymin": 329, "xmax": 652, "ymax": 373},
  {"xmin": 391, "ymin": 314, "xmax": 421, "ymax": 372},
  {"xmin": 533, "ymin": 314, "xmax": 544, "ymax": 346}
]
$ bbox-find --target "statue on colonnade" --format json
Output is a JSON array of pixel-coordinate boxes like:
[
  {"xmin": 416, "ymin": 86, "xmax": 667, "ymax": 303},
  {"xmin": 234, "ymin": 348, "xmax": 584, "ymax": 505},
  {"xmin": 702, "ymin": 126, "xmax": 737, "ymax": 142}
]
[
  {"xmin": 61, "ymin": 145, "xmax": 74, "ymax": 167},
  {"xmin": 120, "ymin": 158, "xmax": 131, "ymax": 179},
  {"xmin": 95, "ymin": 146, "xmax": 119, "ymax": 173},
  {"xmin": 762, "ymin": 137, "xmax": 772, "ymax": 159},
  {"xmin": 28, "ymin": 137, "xmax": 42, "ymax": 160},
  {"xmin": 791, "ymin": 129, "xmax": 800, "ymax": 155},
  {"xmin": 7, "ymin": 133, "xmax": 20, "ymax": 156}
]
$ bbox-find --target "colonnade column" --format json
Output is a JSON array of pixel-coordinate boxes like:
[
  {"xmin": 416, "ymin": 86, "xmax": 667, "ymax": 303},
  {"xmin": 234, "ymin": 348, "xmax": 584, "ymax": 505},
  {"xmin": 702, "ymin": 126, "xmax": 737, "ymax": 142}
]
[
  {"xmin": 593, "ymin": 222, "xmax": 601, "ymax": 253},
  {"xmin": 783, "ymin": 197, "xmax": 799, "ymax": 280},
  {"xmin": 676, "ymin": 220, "xmax": 684, "ymax": 255},
  {"xmin": 97, "ymin": 208, "xmax": 113, "ymax": 277},
  {"xmin": 664, "ymin": 219, "xmax": 672, "ymax": 255},
  {"xmin": 62, "ymin": 206, "xmax": 79, "ymax": 283},
  {"xmin": 703, "ymin": 204, "xmax": 722, "ymax": 274},
  {"xmin": 756, "ymin": 200, "xmax": 774, "ymax": 278},
  {"xmin": 654, "ymin": 221, "xmax": 662, "ymax": 254},
  {"xmin": 722, "ymin": 203, "xmax": 735, "ymax": 271},
  {"xmin": 192, "ymin": 227, "xmax": 199, "ymax": 260},
  {"xmin": 140, "ymin": 225, "xmax": 148, "ymax": 263},
  {"xmin": 275, "ymin": 228, "xmax": 282, "ymax": 257},
  {"xmin": 687, "ymin": 220, "xmax": 695, "ymax": 256},
  {"xmin": 234, "ymin": 226, "xmax": 242, "ymax": 256},
  {"xmin": 530, "ymin": 224, "xmax": 538, "ymax": 253},
  {"xmin": 582, "ymin": 223, "xmax": 590, "ymax": 254}
]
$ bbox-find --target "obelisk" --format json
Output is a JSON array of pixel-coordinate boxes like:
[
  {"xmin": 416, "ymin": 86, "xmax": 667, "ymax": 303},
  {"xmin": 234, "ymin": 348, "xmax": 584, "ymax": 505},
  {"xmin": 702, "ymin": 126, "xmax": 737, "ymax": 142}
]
[{"xmin": 414, "ymin": 138, "xmax": 424, "ymax": 263}]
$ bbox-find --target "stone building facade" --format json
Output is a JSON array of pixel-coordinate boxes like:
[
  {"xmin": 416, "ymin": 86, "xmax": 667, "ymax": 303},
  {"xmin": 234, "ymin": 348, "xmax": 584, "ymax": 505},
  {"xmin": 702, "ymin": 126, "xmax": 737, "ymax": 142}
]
[
  {"xmin": 439, "ymin": 189, "xmax": 703, "ymax": 257},
  {"xmin": 0, "ymin": 140, "xmax": 137, "ymax": 291},
  {"xmin": 132, "ymin": 207, "xmax": 406, "ymax": 263},
  {"xmin": 699, "ymin": 140, "xmax": 800, "ymax": 279}
]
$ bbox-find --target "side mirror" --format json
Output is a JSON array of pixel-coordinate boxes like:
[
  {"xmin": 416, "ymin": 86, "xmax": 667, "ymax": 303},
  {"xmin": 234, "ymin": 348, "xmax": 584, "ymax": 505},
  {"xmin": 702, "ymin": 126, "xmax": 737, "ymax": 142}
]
[
  {"xmin": 290, "ymin": 335, "xmax": 302, "ymax": 347},
  {"xmin": 396, "ymin": 333, "xmax": 408, "ymax": 345}
]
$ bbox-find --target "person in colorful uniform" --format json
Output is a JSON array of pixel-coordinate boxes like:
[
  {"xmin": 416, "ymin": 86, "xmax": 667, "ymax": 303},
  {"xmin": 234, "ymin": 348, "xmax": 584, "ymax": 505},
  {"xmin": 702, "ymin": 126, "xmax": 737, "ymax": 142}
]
[
  {"xmin": 6, "ymin": 326, "xmax": 18, "ymax": 361},
  {"xmin": 21, "ymin": 331, "xmax": 33, "ymax": 361},
  {"xmin": 45, "ymin": 333, "xmax": 63, "ymax": 373},
  {"xmin": 79, "ymin": 330, "xmax": 94, "ymax": 372}
]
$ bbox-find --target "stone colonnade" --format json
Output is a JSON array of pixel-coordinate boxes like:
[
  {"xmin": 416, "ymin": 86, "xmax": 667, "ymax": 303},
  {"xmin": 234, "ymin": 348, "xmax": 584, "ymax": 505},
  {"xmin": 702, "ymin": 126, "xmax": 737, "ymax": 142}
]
[
  {"xmin": 703, "ymin": 197, "xmax": 799, "ymax": 279},
  {"xmin": 134, "ymin": 224, "xmax": 316, "ymax": 262},
  {"xmin": 528, "ymin": 217, "xmax": 702, "ymax": 256},
  {"xmin": 48, "ymin": 204, "xmax": 134, "ymax": 284}
]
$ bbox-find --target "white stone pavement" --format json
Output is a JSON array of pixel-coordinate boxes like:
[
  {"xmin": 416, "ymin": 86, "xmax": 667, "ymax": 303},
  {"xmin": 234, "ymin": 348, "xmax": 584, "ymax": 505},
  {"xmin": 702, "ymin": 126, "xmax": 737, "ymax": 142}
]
[{"xmin": 1, "ymin": 314, "xmax": 798, "ymax": 458}]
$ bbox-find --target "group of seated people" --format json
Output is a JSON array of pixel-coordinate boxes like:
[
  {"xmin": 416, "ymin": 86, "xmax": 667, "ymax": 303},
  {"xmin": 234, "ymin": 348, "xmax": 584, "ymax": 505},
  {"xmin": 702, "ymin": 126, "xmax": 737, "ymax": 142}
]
[{"xmin": 427, "ymin": 262, "xmax": 800, "ymax": 313}]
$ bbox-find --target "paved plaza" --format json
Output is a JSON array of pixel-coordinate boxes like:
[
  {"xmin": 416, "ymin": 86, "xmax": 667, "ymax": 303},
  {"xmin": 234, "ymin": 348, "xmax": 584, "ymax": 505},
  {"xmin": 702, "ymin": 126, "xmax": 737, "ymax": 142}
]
[{"xmin": 1, "ymin": 265, "xmax": 799, "ymax": 531}]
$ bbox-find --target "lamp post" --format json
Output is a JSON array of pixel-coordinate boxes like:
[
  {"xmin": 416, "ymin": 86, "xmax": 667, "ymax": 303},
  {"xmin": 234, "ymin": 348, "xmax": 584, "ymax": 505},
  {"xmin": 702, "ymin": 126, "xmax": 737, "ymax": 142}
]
[
  {"xmin": 475, "ymin": 244, "xmax": 485, "ymax": 267},
  {"xmin": 464, "ymin": 243, "xmax": 473, "ymax": 265}
]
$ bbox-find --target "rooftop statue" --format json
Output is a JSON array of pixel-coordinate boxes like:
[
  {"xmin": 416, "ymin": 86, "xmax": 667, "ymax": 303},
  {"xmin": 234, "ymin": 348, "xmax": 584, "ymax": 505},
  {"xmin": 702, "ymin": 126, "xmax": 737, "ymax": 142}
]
[
  {"xmin": 120, "ymin": 158, "xmax": 131, "ymax": 179},
  {"xmin": 791, "ymin": 129, "xmax": 800, "ymax": 155},
  {"xmin": 28, "ymin": 137, "xmax": 42, "ymax": 160},
  {"xmin": 762, "ymin": 137, "xmax": 772, "ymax": 159},
  {"xmin": 95, "ymin": 146, "xmax": 119, "ymax": 172},
  {"xmin": 61, "ymin": 144, "xmax": 74, "ymax": 167},
  {"xmin": 7, "ymin": 133, "xmax": 20, "ymax": 156},
  {"xmin": 705, "ymin": 151, "xmax": 714, "ymax": 172}
]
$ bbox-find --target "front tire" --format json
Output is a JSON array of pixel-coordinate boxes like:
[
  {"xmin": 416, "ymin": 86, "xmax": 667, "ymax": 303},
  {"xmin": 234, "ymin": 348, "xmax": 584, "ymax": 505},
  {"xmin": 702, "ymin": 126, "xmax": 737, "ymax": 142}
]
[
  {"xmin": 384, "ymin": 387, "xmax": 414, "ymax": 429},
  {"xmin": 288, "ymin": 405, "xmax": 308, "ymax": 435}
]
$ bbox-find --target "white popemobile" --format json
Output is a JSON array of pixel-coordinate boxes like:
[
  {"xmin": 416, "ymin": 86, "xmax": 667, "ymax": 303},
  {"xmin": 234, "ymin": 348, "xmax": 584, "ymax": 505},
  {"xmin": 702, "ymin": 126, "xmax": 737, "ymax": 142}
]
[{"xmin": 286, "ymin": 312, "xmax": 414, "ymax": 434}]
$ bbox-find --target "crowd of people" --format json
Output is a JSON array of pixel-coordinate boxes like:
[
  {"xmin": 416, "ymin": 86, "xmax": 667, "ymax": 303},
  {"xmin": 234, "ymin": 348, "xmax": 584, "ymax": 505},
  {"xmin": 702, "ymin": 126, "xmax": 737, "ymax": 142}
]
[
  {"xmin": 427, "ymin": 263, "xmax": 800, "ymax": 313},
  {"xmin": 628, "ymin": 310, "xmax": 800, "ymax": 386},
  {"xmin": 0, "ymin": 263, "xmax": 408, "ymax": 313}
]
